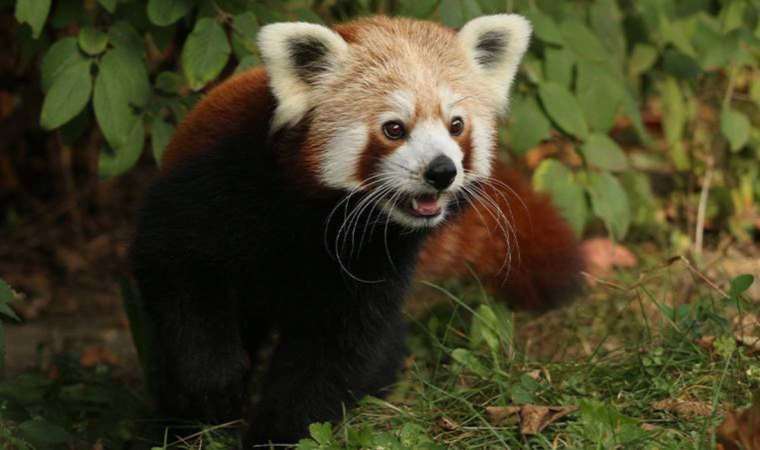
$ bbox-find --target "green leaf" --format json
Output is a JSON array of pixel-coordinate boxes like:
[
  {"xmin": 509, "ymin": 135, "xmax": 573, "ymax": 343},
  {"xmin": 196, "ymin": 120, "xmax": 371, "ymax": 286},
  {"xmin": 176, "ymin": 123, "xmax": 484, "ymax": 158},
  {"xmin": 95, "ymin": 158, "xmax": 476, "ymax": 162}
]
[
  {"xmin": 49, "ymin": 0, "xmax": 87, "ymax": 30},
  {"xmin": 662, "ymin": 48, "xmax": 701, "ymax": 80},
  {"xmin": 308, "ymin": 422, "xmax": 333, "ymax": 445},
  {"xmin": 728, "ymin": 274, "xmax": 754, "ymax": 300},
  {"xmin": 147, "ymin": 0, "xmax": 192, "ymax": 26},
  {"xmin": 295, "ymin": 439, "xmax": 319, "ymax": 450},
  {"xmin": 181, "ymin": 18, "xmax": 231, "ymax": 91},
  {"xmin": 108, "ymin": 21, "xmax": 144, "ymax": 56},
  {"xmin": 97, "ymin": 0, "xmax": 116, "ymax": 13},
  {"xmin": 40, "ymin": 37, "xmax": 87, "ymax": 92},
  {"xmin": 0, "ymin": 303, "xmax": 20, "ymax": 322},
  {"xmin": 544, "ymin": 47, "xmax": 574, "ymax": 88},
  {"xmin": 721, "ymin": 108, "xmax": 750, "ymax": 152},
  {"xmin": 155, "ymin": 71, "xmax": 184, "ymax": 94},
  {"xmin": 621, "ymin": 90, "xmax": 652, "ymax": 146},
  {"xmin": 533, "ymin": 159, "xmax": 588, "ymax": 236},
  {"xmin": 293, "ymin": 8, "xmax": 323, "ymax": 24},
  {"xmin": 662, "ymin": 18, "xmax": 698, "ymax": 58},
  {"xmin": 400, "ymin": 0, "xmax": 438, "ymax": 18},
  {"xmin": 577, "ymin": 62, "xmax": 625, "ymax": 133},
  {"xmin": 508, "ymin": 96, "xmax": 551, "ymax": 155},
  {"xmin": 720, "ymin": 0, "xmax": 747, "ymax": 34},
  {"xmin": 451, "ymin": 348, "xmax": 489, "ymax": 378},
  {"xmin": 17, "ymin": 418, "xmax": 72, "ymax": 447},
  {"xmin": 232, "ymin": 11, "xmax": 259, "ymax": 52},
  {"xmin": 470, "ymin": 305, "xmax": 511, "ymax": 353},
  {"xmin": 94, "ymin": 48, "xmax": 150, "ymax": 149},
  {"xmin": 559, "ymin": 19, "xmax": 609, "ymax": 63},
  {"xmin": 538, "ymin": 82, "xmax": 589, "ymax": 139},
  {"xmin": 628, "ymin": 44, "xmax": 658, "ymax": 78},
  {"xmin": 524, "ymin": 9, "xmax": 563, "ymax": 45},
  {"xmin": 590, "ymin": 0, "xmax": 626, "ymax": 67},
  {"xmin": 693, "ymin": 19, "xmax": 737, "ymax": 70},
  {"xmin": 15, "ymin": 0, "xmax": 51, "ymax": 38},
  {"xmin": 40, "ymin": 59, "xmax": 92, "ymax": 130},
  {"xmin": 0, "ymin": 280, "xmax": 20, "ymax": 322},
  {"xmin": 439, "ymin": 0, "xmax": 481, "ymax": 28},
  {"xmin": 78, "ymin": 26, "xmax": 109, "ymax": 55},
  {"xmin": 659, "ymin": 77, "xmax": 686, "ymax": 149},
  {"xmin": 581, "ymin": 134, "xmax": 628, "ymax": 172},
  {"xmin": 98, "ymin": 119, "xmax": 145, "ymax": 178},
  {"xmin": 235, "ymin": 54, "xmax": 261, "ymax": 74},
  {"xmin": 751, "ymin": 77, "xmax": 760, "ymax": 108},
  {"xmin": 475, "ymin": 0, "xmax": 503, "ymax": 14},
  {"xmin": 587, "ymin": 171, "xmax": 631, "ymax": 240},
  {"xmin": 0, "ymin": 279, "xmax": 15, "ymax": 303},
  {"xmin": 620, "ymin": 171, "xmax": 657, "ymax": 226},
  {"xmin": 151, "ymin": 116, "xmax": 174, "ymax": 164}
]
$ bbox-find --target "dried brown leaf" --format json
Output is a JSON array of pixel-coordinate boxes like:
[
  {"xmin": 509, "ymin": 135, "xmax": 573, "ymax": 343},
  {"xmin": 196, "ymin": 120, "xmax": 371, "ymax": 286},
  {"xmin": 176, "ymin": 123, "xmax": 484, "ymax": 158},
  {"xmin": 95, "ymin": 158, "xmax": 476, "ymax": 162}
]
[
  {"xmin": 486, "ymin": 405, "xmax": 577, "ymax": 435},
  {"xmin": 580, "ymin": 238, "xmax": 638, "ymax": 280},
  {"xmin": 696, "ymin": 335, "xmax": 716, "ymax": 351},
  {"xmin": 526, "ymin": 369, "xmax": 542, "ymax": 380},
  {"xmin": 437, "ymin": 416, "xmax": 459, "ymax": 431},
  {"xmin": 485, "ymin": 406, "xmax": 521, "ymax": 425},
  {"xmin": 652, "ymin": 399, "xmax": 715, "ymax": 419},
  {"xmin": 80, "ymin": 346, "xmax": 120, "ymax": 367},
  {"xmin": 717, "ymin": 393, "xmax": 760, "ymax": 450}
]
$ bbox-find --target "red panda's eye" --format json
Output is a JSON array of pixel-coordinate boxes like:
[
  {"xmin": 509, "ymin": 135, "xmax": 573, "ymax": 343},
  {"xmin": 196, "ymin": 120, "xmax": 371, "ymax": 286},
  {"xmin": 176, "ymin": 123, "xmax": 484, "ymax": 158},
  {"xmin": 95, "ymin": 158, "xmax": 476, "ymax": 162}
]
[
  {"xmin": 382, "ymin": 121, "xmax": 406, "ymax": 140},
  {"xmin": 450, "ymin": 117, "xmax": 464, "ymax": 136}
]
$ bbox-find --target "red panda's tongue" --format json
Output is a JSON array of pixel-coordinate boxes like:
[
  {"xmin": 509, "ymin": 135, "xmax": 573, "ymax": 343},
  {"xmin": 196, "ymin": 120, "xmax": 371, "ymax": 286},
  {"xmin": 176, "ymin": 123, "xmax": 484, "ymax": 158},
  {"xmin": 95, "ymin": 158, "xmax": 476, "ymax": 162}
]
[{"xmin": 411, "ymin": 194, "xmax": 441, "ymax": 216}]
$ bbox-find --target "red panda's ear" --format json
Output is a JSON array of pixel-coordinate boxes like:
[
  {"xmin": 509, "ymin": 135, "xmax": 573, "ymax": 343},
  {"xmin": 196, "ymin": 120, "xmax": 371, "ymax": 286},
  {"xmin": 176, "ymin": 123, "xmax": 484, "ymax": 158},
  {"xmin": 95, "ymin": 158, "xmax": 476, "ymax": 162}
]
[
  {"xmin": 457, "ymin": 15, "xmax": 531, "ymax": 114},
  {"xmin": 258, "ymin": 22, "xmax": 348, "ymax": 131}
]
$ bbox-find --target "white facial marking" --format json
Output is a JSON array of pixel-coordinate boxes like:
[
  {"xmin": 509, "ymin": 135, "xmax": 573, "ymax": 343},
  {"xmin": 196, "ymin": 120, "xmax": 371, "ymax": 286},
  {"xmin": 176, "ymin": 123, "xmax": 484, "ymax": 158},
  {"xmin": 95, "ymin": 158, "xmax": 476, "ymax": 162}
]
[
  {"xmin": 319, "ymin": 122, "xmax": 368, "ymax": 189},
  {"xmin": 470, "ymin": 116, "xmax": 495, "ymax": 179},
  {"xmin": 438, "ymin": 85, "xmax": 460, "ymax": 120},
  {"xmin": 385, "ymin": 90, "xmax": 416, "ymax": 123},
  {"xmin": 376, "ymin": 118, "xmax": 466, "ymax": 228},
  {"xmin": 408, "ymin": 120, "xmax": 465, "ymax": 185}
]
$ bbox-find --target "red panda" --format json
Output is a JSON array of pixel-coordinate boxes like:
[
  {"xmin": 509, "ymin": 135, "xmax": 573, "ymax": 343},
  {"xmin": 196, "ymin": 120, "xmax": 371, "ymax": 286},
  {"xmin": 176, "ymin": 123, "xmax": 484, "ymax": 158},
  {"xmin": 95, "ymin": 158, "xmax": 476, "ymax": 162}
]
[{"xmin": 132, "ymin": 15, "xmax": 580, "ymax": 446}]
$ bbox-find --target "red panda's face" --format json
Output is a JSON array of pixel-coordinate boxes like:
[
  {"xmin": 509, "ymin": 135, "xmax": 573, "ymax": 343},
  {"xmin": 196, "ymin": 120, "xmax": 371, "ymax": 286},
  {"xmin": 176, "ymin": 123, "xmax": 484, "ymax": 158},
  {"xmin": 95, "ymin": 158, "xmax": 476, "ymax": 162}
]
[{"xmin": 258, "ymin": 15, "xmax": 531, "ymax": 229}]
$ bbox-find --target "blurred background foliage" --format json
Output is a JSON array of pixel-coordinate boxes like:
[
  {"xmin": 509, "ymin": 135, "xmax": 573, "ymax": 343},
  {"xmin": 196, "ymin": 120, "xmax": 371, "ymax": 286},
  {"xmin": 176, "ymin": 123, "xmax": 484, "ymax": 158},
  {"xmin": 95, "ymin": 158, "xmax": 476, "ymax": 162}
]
[
  {"xmin": 4, "ymin": 0, "xmax": 760, "ymax": 248},
  {"xmin": 2, "ymin": 1, "xmax": 760, "ymax": 448}
]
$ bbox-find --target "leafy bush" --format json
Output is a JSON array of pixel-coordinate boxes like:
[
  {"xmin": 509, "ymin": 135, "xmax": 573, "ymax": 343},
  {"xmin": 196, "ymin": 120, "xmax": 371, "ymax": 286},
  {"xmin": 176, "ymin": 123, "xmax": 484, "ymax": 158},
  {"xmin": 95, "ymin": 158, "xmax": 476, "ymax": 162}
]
[{"xmin": 11, "ymin": 0, "xmax": 760, "ymax": 243}]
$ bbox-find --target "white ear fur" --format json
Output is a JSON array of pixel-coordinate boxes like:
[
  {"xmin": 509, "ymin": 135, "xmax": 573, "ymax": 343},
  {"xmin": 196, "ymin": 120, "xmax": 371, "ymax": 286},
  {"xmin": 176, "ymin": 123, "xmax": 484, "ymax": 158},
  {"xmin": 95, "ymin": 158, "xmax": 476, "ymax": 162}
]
[
  {"xmin": 257, "ymin": 22, "xmax": 348, "ymax": 130},
  {"xmin": 457, "ymin": 14, "xmax": 532, "ymax": 114}
]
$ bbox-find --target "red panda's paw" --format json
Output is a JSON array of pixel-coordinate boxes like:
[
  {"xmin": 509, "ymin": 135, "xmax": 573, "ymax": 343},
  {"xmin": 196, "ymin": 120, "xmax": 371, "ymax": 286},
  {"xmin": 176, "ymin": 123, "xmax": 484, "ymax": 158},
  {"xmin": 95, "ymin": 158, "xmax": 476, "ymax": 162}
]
[{"xmin": 159, "ymin": 350, "xmax": 250, "ymax": 424}]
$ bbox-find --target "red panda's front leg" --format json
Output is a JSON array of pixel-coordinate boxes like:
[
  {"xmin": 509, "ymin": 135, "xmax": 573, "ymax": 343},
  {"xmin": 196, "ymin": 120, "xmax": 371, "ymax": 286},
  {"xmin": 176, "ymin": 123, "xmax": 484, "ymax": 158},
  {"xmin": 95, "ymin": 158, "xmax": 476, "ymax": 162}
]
[
  {"xmin": 244, "ymin": 309, "xmax": 407, "ymax": 446},
  {"xmin": 135, "ymin": 268, "xmax": 252, "ymax": 424}
]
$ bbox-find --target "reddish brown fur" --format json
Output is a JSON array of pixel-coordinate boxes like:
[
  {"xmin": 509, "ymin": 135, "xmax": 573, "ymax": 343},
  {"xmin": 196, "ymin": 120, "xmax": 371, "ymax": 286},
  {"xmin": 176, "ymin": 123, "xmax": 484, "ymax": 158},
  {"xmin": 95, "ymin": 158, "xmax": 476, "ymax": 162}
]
[
  {"xmin": 417, "ymin": 160, "xmax": 583, "ymax": 310},
  {"xmin": 161, "ymin": 68, "xmax": 273, "ymax": 173},
  {"xmin": 357, "ymin": 134, "xmax": 400, "ymax": 182}
]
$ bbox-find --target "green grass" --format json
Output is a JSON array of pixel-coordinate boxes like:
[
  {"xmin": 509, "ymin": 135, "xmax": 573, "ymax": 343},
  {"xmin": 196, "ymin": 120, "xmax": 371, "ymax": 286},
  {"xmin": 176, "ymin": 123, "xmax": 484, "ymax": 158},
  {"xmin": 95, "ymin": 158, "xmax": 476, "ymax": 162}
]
[{"xmin": 0, "ymin": 261, "xmax": 756, "ymax": 450}]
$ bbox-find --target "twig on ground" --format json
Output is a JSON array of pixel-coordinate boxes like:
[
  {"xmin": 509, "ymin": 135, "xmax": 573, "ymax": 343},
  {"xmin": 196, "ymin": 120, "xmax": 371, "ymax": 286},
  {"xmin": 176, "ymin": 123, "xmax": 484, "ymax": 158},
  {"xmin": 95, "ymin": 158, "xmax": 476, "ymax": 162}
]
[
  {"xmin": 679, "ymin": 255, "xmax": 729, "ymax": 299},
  {"xmin": 694, "ymin": 164, "xmax": 714, "ymax": 257}
]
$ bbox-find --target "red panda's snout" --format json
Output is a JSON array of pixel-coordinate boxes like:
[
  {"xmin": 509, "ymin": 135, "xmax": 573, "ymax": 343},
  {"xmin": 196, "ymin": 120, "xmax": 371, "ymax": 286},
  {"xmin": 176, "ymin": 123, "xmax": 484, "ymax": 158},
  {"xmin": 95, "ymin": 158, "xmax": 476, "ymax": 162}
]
[{"xmin": 369, "ymin": 112, "xmax": 493, "ymax": 229}]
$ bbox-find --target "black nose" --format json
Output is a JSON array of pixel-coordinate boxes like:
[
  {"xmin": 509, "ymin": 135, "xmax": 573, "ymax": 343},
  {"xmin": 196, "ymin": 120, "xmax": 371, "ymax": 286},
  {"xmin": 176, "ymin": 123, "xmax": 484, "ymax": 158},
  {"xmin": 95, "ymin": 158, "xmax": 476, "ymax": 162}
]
[{"xmin": 424, "ymin": 155, "xmax": 457, "ymax": 191}]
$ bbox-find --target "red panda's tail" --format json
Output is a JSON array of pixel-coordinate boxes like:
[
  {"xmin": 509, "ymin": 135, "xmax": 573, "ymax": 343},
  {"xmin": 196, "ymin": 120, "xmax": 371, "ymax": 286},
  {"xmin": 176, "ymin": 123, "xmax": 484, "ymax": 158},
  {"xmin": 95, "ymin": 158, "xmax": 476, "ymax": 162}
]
[{"xmin": 417, "ymin": 160, "xmax": 584, "ymax": 311}]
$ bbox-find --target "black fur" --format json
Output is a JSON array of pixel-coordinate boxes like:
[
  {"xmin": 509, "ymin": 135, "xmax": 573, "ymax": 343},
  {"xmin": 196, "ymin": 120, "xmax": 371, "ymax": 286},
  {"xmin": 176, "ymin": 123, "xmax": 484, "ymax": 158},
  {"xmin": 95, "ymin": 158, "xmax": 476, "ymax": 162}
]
[
  {"xmin": 130, "ymin": 129, "xmax": 433, "ymax": 446},
  {"xmin": 475, "ymin": 30, "xmax": 508, "ymax": 67},
  {"xmin": 289, "ymin": 37, "xmax": 331, "ymax": 83}
]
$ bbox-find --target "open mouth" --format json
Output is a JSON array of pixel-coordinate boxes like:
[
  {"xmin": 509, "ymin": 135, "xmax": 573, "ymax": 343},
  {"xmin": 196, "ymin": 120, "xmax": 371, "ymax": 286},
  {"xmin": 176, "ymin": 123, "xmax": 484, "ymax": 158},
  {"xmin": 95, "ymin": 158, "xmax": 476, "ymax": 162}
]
[{"xmin": 403, "ymin": 193, "xmax": 443, "ymax": 218}]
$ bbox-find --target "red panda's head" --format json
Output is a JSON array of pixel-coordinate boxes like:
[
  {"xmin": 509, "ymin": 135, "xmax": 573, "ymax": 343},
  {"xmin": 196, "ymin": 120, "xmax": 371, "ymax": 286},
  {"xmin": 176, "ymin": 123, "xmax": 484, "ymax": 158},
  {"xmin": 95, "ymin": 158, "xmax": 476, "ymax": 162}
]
[{"xmin": 258, "ymin": 15, "xmax": 531, "ymax": 228}]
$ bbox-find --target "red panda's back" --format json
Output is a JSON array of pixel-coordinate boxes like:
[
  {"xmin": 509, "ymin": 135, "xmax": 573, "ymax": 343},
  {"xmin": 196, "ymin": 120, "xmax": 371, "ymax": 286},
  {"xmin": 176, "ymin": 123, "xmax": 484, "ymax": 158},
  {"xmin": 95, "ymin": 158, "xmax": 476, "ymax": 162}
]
[{"xmin": 160, "ymin": 68, "xmax": 274, "ymax": 174}]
